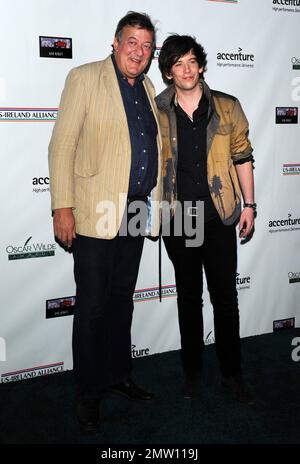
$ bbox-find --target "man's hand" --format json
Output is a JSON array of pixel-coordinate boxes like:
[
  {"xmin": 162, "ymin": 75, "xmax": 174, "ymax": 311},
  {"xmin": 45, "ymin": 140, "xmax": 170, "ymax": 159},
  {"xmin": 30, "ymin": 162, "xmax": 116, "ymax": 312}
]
[
  {"xmin": 239, "ymin": 207, "xmax": 254, "ymax": 238},
  {"xmin": 53, "ymin": 208, "xmax": 76, "ymax": 248}
]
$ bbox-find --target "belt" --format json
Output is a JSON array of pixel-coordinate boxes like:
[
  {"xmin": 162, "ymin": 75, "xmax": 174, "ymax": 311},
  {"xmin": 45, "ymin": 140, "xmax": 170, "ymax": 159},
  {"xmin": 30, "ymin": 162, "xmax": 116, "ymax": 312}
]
[
  {"xmin": 127, "ymin": 196, "xmax": 148, "ymax": 204},
  {"xmin": 185, "ymin": 206, "xmax": 199, "ymax": 217}
]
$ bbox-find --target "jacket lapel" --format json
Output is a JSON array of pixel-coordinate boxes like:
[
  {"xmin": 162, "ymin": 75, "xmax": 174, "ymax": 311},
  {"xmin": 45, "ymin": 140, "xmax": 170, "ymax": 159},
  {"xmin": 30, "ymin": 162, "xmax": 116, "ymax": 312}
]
[
  {"xmin": 203, "ymin": 81, "xmax": 220, "ymax": 155},
  {"xmin": 101, "ymin": 56, "xmax": 129, "ymax": 132},
  {"xmin": 143, "ymin": 79, "xmax": 162, "ymax": 151}
]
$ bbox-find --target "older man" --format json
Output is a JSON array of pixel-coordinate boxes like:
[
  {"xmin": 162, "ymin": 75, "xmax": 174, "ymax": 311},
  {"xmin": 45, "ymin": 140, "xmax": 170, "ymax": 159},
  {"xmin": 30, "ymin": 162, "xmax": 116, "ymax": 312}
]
[{"xmin": 49, "ymin": 12, "xmax": 161, "ymax": 434}]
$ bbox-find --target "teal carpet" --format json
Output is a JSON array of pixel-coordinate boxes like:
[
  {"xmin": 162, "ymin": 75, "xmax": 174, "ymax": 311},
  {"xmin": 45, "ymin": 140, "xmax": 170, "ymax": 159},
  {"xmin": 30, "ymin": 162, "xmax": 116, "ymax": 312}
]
[{"xmin": 0, "ymin": 329, "xmax": 299, "ymax": 445}]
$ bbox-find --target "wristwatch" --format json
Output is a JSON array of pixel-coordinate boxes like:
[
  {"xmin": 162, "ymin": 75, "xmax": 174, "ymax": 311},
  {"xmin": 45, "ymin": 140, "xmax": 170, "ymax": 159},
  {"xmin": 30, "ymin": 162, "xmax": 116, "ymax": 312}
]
[{"xmin": 244, "ymin": 202, "xmax": 257, "ymax": 211}]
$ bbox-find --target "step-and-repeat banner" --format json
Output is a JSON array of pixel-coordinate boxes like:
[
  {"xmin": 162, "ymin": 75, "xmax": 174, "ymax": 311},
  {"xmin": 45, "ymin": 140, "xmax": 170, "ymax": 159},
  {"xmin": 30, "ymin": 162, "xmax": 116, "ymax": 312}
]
[{"xmin": 1, "ymin": 0, "xmax": 299, "ymax": 382}]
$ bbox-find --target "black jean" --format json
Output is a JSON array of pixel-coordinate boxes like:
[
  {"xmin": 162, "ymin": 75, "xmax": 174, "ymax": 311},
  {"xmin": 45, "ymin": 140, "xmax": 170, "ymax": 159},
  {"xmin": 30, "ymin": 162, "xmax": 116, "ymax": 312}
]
[
  {"xmin": 72, "ymin": 232, "xmax": 144, "ymax": 398},
  {"xmin": 163, "ymin": 215, "xmax": 242, "ymax": 378}
]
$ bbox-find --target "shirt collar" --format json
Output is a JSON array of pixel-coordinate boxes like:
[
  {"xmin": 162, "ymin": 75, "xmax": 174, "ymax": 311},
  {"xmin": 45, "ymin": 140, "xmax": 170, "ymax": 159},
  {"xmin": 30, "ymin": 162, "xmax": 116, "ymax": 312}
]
[{"xmin": 173, "ymin": 82, "xmax": 204, "ymax": 108}]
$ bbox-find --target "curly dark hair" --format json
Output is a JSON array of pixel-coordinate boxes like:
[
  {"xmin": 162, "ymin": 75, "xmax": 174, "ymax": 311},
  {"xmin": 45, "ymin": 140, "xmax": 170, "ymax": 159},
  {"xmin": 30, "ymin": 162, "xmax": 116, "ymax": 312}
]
[{"xmin": 158, "ymin": 34, "xmax": 207, "ymax": 85}]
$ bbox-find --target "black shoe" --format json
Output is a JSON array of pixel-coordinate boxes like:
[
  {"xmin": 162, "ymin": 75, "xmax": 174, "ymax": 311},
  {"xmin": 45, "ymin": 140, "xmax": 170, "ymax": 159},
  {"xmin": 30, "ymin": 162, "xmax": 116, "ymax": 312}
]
[
  {"xmin": 221, "ymin": 375, "xmax": 255, "ymax": 405},
  {"xmin": 108, "ymin": 378, "xmax": 154, "ymax": 400},
  {"xmin": 76, "ymin": 398, "xmax": 100, "ymax": 434},
  {"xmin": 182, "ymin": 373, "xmax": 201, "ymax": 399}
]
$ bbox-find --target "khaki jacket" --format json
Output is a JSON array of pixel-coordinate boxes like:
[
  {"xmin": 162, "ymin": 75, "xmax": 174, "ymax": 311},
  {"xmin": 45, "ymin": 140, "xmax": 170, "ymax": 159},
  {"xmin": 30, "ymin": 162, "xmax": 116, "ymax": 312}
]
[
  {"xmin": 155, "ymin": 80, "xmax": 253, "ymax": 225},
  {"xmin": 49, "ymin": 56, "xmax": 162, "ymax": 238}
]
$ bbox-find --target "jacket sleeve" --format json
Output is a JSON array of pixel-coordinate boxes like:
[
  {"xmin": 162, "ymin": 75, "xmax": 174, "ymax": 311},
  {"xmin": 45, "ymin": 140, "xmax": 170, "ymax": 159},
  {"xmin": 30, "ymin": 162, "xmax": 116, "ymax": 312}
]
[
  {"xmin": 230, "ymin": 98, "xmax": 253, "ymax": 164},
  {"xmin": 48, "ymin": 67, "xmax": 87, "ymax": 210}
]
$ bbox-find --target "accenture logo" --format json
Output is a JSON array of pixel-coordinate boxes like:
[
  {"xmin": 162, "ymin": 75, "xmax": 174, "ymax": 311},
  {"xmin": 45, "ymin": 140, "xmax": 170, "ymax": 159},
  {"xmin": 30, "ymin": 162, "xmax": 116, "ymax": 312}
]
[
  {"xmin": 131, "ymin": 344, "xmax": 150, "ymax": 358},
  {"xmin": 273, "ymin": 0, "xmax": 300, "ymax": 6},
  {"xmin": 269, "ymin": 213, "xmax": 300, "ymax": 233},
  {"xmin": 32, "ymin": 176, "xmax": 50, "ymax": 194},
  {"xmin": 236, "ymin": 272, "xmax": 251, "ymax": 290},
  {"xmin": 216, "ymin": 47, "xmax": 254, "ymax": 68},
  {"xmin": 272, "ymin": 0, "xmax": 300, "ymax": 12}
]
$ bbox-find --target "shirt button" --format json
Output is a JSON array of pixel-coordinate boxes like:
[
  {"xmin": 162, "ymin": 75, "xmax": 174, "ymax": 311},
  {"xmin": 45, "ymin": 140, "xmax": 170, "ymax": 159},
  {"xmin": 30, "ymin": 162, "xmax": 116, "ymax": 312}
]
[
  {"xmin": 196, "ymin": 163, "xmax": 200, "ymax": 168},
  {"xmin": 143, "ymin": 149, "xmax": 147, "ymax": 153},
  {"xmin": 137, "ymin": 116, "xmax": 141, "ymax": 120},
  {"xmin": 193, "ymin": 126, "xmax": 196, "ymax": 131},
  {"xmin": 194, "ymin": 145, "xmax": 199, "ymax": 150},
  {"xmin": 141, "ymin": 132, "xmax": 144, "ymax": 136},
  {"xmin": 141, "ymin": 166, "xmax": 145, "ymax": 170},
  {"xmin": 135, "ymin": 100, "xmax": 138, "ymax": 105},
  {"xmin": 137, "ymin": 181, "xmax": 141, "ymax": 185}
]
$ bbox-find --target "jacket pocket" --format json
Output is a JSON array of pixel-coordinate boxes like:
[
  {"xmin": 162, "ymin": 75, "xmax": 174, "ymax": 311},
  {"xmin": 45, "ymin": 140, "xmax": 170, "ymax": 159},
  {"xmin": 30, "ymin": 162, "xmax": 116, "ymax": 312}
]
[
  {"xmin": 213, "ymin": 152, "xmax": 229, "ymax": 162},
  {"xmin": 211, "ymin": 126, "xmax": 231, "ymax": 156},
  {"xmin": 74, "ymin": 166, "xmax": 99, "ymax": 178}
]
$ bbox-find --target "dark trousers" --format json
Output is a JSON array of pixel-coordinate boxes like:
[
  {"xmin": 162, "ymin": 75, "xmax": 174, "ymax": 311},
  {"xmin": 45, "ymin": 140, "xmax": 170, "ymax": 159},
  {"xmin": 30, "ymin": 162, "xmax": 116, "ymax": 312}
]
[
  {"xmin": 163, "ymin": 216, "xmax": 241, "ymax": 378},
  {"xmin": 72, "ymin": 232, "xmax": 144, "ymax": 398}
]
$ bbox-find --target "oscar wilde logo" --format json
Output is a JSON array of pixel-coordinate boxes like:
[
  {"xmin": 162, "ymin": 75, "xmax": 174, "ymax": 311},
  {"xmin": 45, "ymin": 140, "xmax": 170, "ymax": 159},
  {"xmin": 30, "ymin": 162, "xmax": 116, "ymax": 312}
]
[
  {"xmin": 205, "ymin": 331, "xmax": 215, "ymax": 345},
  {"xmin": 0, "ymin": 108, "xmax": 57, "ymax": 121},
  {"xmin": 288, "ymin": 271, "xmax": 300, "ymax": 283},
  {"xmin": 216, "ymin": 47, "xmax": 254, "ymax": 68},
  {"xmin": 292, "ymin": 57, "xmax": 300, "ymax": 70},
  {"xmin": 6, "ymin": 236, "xmax": 56, "ymax": 260}
]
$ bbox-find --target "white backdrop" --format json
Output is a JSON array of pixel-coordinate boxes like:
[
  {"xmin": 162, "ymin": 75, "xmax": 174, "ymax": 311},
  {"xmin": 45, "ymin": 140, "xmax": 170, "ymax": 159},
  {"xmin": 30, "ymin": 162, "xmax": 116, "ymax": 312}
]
[{"xmin": 1, "ymin": 0, "xmax": 300, "ymax": 382}]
